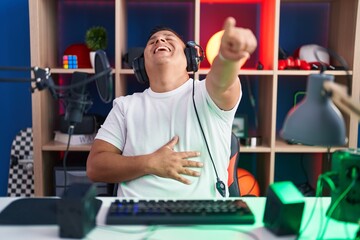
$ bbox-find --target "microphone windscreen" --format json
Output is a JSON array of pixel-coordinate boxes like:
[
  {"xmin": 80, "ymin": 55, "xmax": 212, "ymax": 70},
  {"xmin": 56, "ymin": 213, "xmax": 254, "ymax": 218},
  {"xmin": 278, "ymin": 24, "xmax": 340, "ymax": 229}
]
[{"xmin": 94, "ymin": 50, "xmax": 113, "ymax": 103}]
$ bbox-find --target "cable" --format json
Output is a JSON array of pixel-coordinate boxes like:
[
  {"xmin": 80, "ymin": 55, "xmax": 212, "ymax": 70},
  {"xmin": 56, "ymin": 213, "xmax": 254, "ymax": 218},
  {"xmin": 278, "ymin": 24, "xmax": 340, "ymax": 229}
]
[
  {"xmin": 193, "ymin": 225, "xmax": 260, "ymax": 240},
  {"xmin": 314, "ymin": 47, "xmax": 352, "ymax": 95},
  {"xmin": 296, "ymin": 174, "xmax": 324, "ymax": 239},
  {"xmin": 319, "ymin": 177, "xmax": 357, "ymax": 239},
  {"xmin": 300, "ymin": 154, "xmax": 309, "ymax": 182},
  {"xmin": 316, "ymin": 171, "xmax": 339, "ymax": 239},
  {"xmin": 316, "ymin": 174, "xmax": 325, "ymax": 239},
  {"xmin": 96, "ymin": 224, "xmax": 260, "ymax": 240},
  {"xmin": 296, "ymin": 170, "xmax": 338, "ymax": 239},
  {"xmin": 62, "ymin": 125, "xmax": 74, "ymax": 193},
  {"xmin": 97, "ymin": 225, "xmax": 156, "ymax": 234},
  {"xmin": 191, "ymin": 79, "xmax": 225, "ymax": 197}
]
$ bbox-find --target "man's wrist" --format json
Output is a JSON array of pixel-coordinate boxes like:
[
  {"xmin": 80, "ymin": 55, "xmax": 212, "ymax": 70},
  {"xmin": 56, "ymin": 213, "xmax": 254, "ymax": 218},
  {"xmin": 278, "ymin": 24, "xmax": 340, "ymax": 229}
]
[{"xmin": 218, "ymin": 52, "xmax": 230, "ymax": 62}]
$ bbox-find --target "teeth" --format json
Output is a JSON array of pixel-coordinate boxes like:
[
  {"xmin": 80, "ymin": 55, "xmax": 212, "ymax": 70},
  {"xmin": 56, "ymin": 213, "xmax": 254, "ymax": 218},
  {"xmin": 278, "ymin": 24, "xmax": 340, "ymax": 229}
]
[{"xmin": 155, "ymin": 46, "xmax": 170, "ymax": 53}]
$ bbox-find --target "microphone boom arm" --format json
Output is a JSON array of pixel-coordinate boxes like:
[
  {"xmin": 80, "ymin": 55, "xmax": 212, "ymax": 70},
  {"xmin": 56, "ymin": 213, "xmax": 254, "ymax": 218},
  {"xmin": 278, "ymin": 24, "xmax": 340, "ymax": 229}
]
[{"xmin": 0, "ymin": 66, "xmax": 56, "ymax": 97}]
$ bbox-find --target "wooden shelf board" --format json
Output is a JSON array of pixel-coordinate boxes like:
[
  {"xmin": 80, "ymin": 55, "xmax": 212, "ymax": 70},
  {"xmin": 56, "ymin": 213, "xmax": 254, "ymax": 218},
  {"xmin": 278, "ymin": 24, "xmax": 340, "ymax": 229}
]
[
  {"xmin": 274, "ymin": 139, "xmax": 347, "ymax": 153},
  {"xmin": 276, "ymin": 70, "xmax": 353, "ymax": 76},
  {"xmin": 51, "ymin": 68, "xmax": 116, "ymax": 74},
  {"xmin": 42, "ymin": 141, "xmax": 92, "ymax": 151},
  {"xmin": 198, "ymin": 69, "xmax": 274, "ymax": 75},
  {"xmin": 240, "ymin": 145, "xmax": 272, "ymax": 153}
]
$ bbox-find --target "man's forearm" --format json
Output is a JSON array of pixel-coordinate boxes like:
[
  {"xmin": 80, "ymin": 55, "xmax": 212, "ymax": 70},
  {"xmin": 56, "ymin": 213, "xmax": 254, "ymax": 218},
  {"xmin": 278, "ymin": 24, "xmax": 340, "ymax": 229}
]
[
  {"xmin": 87, "ymin": 151, "xmax": 152, "ymax": 183},
  {"xmin": 206, "ymin": 54, "xmax": 242, "ymax": 111}
]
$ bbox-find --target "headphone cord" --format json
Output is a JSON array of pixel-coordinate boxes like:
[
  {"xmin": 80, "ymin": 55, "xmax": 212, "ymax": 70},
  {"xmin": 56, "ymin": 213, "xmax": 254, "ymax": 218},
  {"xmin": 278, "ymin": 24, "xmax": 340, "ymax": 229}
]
[{"xmin": 191, "ymin": 79, "xmax": 222, "ymax": 183}]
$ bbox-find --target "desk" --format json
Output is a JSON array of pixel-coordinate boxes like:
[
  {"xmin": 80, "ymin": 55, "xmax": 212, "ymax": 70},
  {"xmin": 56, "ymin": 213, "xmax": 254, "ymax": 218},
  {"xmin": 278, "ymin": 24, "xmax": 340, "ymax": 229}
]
[{"xmin": 0, "ymin": 197, "xmax": 358, "ymax": 240}]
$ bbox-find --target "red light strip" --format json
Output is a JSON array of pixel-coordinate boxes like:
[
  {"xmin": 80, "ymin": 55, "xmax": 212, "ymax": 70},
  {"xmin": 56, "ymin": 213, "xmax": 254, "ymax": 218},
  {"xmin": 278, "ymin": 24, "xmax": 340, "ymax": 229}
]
[{"xmin": 201, "ymin": 0, "xmax": 263, "ymax": 3}]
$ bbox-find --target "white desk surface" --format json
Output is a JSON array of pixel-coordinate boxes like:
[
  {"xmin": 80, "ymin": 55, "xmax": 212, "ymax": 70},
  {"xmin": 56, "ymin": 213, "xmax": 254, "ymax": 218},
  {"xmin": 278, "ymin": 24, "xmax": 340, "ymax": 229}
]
[{"xmin": 0, "ymin": 197, "xmax": 358, "ymax": 240}]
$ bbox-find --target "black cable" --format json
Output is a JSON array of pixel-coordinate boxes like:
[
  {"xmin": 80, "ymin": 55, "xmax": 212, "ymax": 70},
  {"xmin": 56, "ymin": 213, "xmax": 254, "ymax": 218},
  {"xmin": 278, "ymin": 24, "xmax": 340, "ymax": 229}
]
[
  {"xmin": 300, "ymin": 154, "xmax": 310, "ymax": 183},
  {"xmin": 314, "ymin": 46, "xmax": 352, "ymax": 95},
  {"xmin": 191, "ymin": 79, "xmax": 221, "ymax": 183},
  {"xmin": 62, "ymin": 125, "xmax": 74, "ymax": 193}
]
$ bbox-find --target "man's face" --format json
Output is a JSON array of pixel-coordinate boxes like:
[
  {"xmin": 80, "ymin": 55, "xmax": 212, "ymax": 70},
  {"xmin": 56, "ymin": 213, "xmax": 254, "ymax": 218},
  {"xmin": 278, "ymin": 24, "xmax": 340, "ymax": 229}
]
[{"xmin": 144, "ymin": 30, "xmax": 187, "ymax": 73}]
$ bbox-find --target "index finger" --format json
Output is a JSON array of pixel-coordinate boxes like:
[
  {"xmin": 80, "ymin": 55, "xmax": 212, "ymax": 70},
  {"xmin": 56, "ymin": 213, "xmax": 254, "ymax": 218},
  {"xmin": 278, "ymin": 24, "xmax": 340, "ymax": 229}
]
[{"xmin": 223, "ymin": 17, "xmax": 236, "ymax": 36}]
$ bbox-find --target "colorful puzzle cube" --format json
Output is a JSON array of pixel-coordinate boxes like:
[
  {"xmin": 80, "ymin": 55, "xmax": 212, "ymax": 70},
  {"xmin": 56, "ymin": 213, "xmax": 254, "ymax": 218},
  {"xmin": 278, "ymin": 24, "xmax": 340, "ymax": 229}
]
[{"xmin": 63, "ymin": 55, "xmax": 78, "ymax": 69}]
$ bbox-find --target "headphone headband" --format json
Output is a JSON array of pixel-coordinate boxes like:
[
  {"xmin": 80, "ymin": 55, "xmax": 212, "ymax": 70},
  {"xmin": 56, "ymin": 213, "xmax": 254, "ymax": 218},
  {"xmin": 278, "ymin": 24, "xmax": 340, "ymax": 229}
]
[{"xmin": 132, "ymin": 41, "xmax": 204, "ymax": 84}]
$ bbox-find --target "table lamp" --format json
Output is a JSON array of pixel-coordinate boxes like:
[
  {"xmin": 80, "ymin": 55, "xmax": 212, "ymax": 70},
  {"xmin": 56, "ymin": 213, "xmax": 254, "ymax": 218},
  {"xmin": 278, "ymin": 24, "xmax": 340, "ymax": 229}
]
[
  {"xmin": 281, "ymin": 73, "xmax": 347, "ymax": 147},
  {"xmin": 280, "ymin": 70, "xmax": 360, "ymax": 225}
]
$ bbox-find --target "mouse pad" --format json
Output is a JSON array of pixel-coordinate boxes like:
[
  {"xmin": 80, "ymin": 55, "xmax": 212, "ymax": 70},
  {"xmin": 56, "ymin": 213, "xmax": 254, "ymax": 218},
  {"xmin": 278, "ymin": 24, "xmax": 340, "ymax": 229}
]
[{"xmin": 0, "ymin": 198, "xmax": 102, "ymax": 225}]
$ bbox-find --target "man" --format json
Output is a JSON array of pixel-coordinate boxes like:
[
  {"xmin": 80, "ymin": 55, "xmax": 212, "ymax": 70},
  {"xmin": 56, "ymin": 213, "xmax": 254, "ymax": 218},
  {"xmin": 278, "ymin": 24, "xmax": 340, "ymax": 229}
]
[{"xmin": 87, "ymin": 17, "xmax": 257, "ymax": 198}]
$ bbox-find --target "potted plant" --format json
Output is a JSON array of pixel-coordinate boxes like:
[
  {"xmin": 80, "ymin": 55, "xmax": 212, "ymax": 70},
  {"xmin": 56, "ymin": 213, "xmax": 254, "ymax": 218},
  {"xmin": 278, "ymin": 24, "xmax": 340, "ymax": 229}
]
[{"xmin": 85, "ymin": 26, "xmax": 107, "ymax": 67}]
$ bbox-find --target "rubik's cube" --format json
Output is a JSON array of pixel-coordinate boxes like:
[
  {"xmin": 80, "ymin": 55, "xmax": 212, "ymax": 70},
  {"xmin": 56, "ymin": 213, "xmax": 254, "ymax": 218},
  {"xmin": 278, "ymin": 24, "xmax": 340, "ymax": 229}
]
[{"xmin": 63, "ymin": 55, "xmax": 78, "ymax": 69}]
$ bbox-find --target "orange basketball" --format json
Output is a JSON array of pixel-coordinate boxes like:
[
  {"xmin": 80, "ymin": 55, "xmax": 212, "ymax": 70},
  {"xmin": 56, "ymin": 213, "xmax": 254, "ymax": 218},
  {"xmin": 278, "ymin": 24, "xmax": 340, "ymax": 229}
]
[{"xmin": 237, "ymin": 168, "xmax": 260, "ymax": 196}]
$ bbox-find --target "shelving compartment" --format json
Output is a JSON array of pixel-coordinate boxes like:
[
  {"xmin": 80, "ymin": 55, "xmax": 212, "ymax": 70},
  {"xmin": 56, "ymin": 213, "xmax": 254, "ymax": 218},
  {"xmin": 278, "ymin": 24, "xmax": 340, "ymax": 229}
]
[{"xmin": 199, "ymin": 0, "xmax": 277, "ymax": 70}]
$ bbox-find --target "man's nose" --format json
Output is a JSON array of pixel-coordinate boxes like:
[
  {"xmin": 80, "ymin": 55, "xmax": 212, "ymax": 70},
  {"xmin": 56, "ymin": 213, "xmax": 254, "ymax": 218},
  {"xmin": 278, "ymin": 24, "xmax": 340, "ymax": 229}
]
[{"xmin": 155, "ymin": 38, "xmax": 166, "ymax": 44}]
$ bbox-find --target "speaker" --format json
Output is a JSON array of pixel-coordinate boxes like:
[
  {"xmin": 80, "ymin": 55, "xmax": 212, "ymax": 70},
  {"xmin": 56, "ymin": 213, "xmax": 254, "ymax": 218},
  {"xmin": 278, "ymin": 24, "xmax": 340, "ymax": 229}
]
[
  {"xmin": 132, "ymin": 41, "xmax": 204, "ymax": 84},
  {"xmin": 57, "ymin": 183, "xmax": 98, "ymax": 239},
  {"xmin": 263, "ymin": 181, "xmax": 305, "ymax": 236}
]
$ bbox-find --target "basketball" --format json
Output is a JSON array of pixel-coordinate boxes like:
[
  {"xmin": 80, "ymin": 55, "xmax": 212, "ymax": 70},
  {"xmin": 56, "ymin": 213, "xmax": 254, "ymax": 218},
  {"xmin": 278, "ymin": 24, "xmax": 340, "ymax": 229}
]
[{"xmin": 237, "ymin": 168, "xmax": 260, "ymax": 196}]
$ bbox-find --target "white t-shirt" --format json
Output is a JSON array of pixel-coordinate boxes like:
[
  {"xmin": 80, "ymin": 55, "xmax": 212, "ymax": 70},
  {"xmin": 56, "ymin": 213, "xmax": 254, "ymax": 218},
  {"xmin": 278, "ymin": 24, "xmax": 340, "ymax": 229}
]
[{"xmin": 95, "ymin": 78, "xmax": 241, "ymax": 198}]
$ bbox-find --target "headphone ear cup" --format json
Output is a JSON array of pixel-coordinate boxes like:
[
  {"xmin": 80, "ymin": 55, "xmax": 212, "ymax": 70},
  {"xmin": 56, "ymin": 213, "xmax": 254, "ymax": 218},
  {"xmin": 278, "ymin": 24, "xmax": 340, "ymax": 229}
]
[
  {"xmin": 185, "ymin": 45, "xmax": 199, "ymax": 72},
  {"xmin": 132, "ymin": 55, "xmax": 149, "ymax": 84}
]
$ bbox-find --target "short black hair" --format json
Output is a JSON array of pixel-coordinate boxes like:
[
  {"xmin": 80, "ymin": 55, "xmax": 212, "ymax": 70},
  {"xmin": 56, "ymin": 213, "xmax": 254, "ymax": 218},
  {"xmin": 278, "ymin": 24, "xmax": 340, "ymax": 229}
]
[{"xmin": 147, "ymin": 26, "xmax": 185, "ymax": 44}]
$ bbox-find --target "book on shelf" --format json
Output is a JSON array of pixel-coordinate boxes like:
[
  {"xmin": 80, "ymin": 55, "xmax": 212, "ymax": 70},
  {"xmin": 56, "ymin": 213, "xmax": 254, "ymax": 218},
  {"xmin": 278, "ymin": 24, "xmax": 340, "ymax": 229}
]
[{"xmin": 54, "ymin": 131, "xmax": 96, "ymax": 145}]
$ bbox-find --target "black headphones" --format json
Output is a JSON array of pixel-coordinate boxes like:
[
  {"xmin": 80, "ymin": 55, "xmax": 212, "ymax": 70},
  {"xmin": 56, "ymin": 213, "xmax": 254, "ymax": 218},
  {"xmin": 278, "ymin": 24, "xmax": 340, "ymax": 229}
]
[{"xmin": 132, "ymin": 41, "xmax": 204, "ymax": 83}]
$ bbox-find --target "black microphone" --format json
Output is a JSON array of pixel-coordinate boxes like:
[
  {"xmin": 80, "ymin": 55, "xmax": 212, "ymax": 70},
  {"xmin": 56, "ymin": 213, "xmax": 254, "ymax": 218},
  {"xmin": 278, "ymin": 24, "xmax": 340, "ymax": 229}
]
[{"xmin": 64, "ymin": 71, "xmax": 93, "ymax": 126}]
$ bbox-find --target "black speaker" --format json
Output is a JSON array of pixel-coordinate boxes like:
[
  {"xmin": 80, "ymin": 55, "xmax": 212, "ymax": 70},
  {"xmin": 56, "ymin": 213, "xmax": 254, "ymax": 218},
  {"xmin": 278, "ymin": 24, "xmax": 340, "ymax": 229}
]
[
  {"xmin": 57, "ymin": 183, "xmax": 98, "ymax": 239},
  {"xmin": 263, "ymin": 181, "xmax": 305, "ymax": 236},
  {"xmin": 132, "ymin": 41, "xmax": 204, "ymax": 84}
]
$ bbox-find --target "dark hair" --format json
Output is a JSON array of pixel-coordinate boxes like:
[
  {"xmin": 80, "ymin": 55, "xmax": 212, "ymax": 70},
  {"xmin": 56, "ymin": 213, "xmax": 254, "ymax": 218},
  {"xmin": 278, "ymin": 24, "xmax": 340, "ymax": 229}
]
[{"xmin": 147, "ymin": 26, "xmax": 185, "ymax": 44}]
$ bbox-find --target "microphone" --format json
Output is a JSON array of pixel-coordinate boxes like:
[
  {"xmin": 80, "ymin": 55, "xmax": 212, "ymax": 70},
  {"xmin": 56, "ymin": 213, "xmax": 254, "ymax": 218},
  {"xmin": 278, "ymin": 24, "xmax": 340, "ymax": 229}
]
[{"xmin": 64, "ymin": 71, "xmax": 93, "ymax": 126}]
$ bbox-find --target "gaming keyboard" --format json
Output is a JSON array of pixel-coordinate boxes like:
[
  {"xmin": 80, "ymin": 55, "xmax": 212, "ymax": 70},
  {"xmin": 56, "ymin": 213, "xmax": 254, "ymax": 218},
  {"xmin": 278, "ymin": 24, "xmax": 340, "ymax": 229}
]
[{"xmin": 106, "ymin": 199, "xmax": 255, "ymax": 225}]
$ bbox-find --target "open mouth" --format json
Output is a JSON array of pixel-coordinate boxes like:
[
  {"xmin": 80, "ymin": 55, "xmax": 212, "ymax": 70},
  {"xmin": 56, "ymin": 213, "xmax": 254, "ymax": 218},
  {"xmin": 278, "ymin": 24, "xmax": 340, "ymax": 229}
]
[{"xmin": 154, "ymin": 46, "xmax": 171, "ymax": 54}]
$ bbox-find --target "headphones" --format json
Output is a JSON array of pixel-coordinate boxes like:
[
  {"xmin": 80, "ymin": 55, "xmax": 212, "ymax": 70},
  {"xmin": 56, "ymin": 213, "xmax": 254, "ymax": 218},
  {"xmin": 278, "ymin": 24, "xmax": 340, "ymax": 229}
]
[{"xmin": 132, "ymin": 41, "xmax": 204, "ymax": 83}]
